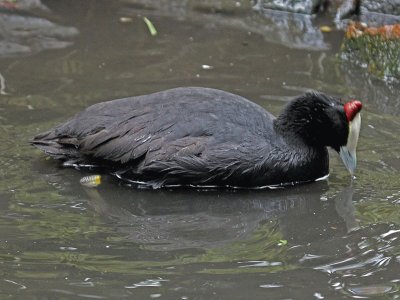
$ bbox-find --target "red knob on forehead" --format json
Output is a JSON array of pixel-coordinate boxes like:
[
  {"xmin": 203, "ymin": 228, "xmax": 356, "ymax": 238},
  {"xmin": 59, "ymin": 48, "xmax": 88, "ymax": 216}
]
[{"xmin": 344, "ymin": 100, "xmax": 362, "ymax": 122}]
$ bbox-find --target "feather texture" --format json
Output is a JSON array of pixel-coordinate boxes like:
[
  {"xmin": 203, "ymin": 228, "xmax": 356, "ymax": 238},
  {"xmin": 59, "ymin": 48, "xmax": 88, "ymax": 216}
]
[{"xmin": 32, "ymin": 87, "xmax": 345, "ymax": 188}]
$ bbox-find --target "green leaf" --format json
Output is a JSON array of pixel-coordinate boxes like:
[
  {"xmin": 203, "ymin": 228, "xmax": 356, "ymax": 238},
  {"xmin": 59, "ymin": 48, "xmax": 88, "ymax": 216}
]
[
  {"xmin": 143, "ymin": 17, "xmax": 157, "ymax": 36},
  {"xmin": 278, "ymin": 239, "xmax": 288, "ymax": 246}
]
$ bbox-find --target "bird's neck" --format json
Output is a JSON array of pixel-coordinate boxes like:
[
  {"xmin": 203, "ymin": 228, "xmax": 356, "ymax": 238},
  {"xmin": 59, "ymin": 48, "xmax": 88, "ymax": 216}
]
[{"xmin": 263, "ymin": 124, "xmax": 330, "ymax": 184}]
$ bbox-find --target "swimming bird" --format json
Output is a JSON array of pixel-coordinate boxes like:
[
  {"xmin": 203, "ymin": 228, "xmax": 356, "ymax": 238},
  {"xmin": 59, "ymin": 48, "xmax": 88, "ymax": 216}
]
[{"xmin": 32, "ymin": 87, "xmax": 362, "ymax": 188}]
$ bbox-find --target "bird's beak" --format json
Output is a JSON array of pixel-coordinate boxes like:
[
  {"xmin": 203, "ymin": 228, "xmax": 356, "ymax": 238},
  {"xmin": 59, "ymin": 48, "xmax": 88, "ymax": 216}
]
[{"xmin": 340, "ymin": 112, "xmax": 361, "ymax": 175}]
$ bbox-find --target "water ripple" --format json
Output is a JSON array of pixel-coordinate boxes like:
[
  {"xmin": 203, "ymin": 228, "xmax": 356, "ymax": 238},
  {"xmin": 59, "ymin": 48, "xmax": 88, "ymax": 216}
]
[
  {"xmin": 309, "ymin": 224, "xmax": 400, "ymax": 298},
  {"xmin": 125, "ymin": 278, "xmax": 169, "ymax": 289}
]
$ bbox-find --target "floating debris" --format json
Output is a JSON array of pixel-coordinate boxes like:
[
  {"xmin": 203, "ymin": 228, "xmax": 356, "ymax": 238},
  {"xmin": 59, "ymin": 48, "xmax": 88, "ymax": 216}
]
[
  {"xmin": 320, "ymin": 26, "xmax": 333, "ymax": 33},
  {"xmin": 277, "ymin": 239, "xmax": 288, "ymax": 246},
  {"xmin": 80, "ymin": 175, "xmax": 101, "ymax": 188},
  {"xmin": 119, "ymin": 17, "xmax": 133, "ymax": 23},
  {"xmin": 143, "ymin": 17, "xmax": 157, "ymax": 36},
  {"xmin": 0, "ymin": 71, "xmax": 8, "ymax": 95},
  {"xmin": 201, "ymin": 64, "xmax": 214, "ymax": 70}
]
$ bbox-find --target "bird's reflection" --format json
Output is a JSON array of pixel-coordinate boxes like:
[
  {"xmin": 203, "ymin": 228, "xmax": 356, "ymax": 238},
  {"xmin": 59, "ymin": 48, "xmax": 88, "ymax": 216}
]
[
  {"xmin": 333, "ymin": 185, "xmax": 359, "ymax": 233},
  {"xmin": 80, "ymin": 176, "xmax": 358, "ymax": 251},
  {"xmin": 32, "ymin": 157, "xmax": 358, "ymax": 251}
]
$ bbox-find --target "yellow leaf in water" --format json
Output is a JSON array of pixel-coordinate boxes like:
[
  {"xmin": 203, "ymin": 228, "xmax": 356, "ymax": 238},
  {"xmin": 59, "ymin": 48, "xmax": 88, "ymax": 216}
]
[
  {"xmin": 320, "ymin": 26, "xmax": 333, "ymax": 33},
  {"xmin": 80, "ymin": 175, "xmax": 102, "ymax": 188}
]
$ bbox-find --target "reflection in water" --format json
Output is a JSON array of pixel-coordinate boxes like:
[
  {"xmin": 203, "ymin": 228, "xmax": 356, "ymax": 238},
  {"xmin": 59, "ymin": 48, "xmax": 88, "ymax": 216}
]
[
  {"xmin": 0, "ymin": 0, "xmax": 49, "ymax": 11},
  {"xmin": 79, "ymin": 178, "xmax": 360, "ymax": 257},
  {"xmin": 23, "ymin": 154, "xmax": 399, "ymax": 299},
  {"xmin": 253, "ymin": 0, "xmax": 320, "ymax": 14},
  {"xmin": 341, "ymin": 67, "xmax": 400, "ymax": 115},
  {"xmin": 1, "ymin": 1, "xmax": 400, "ymax": 298},
  {"xmin": 313, "ymin": 186, "xmax": 400, "ymax": 298},
  {"xmin": 334, "ymin": 185, "xmax": 359, "ymax": 232},
  {"xmin": 83, "ymin": 179, "xmax": 330, "ymax": 250},
  {"xmin": 253, "ymin": 8, "xmax": 329, "ymax": 50},
  {"xmin": 0, "ymin": 149, "xmax": 397, "ymax": 299},
  {"xmin": 76, "ymin": 179, "xmax": 400, "ymax": 298},
  {"xmin": 120, "ymin": 0, "xmax": 329, "ymax": 51},
  {"xmin": 0, "ymin": 3, "xmax": 78, "ymax": 57}
]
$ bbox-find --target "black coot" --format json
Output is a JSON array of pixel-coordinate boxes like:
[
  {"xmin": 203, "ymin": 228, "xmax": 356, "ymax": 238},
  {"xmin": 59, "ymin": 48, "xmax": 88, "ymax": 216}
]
[{"xmin": 32, "ymin": 87, "xmax": 362, "ymax": 188}]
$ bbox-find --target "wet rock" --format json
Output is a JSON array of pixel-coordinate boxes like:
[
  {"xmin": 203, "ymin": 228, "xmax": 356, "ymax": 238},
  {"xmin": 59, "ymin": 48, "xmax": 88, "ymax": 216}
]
[
  {"xmin": 360, "ymin": 0, "xmax": 400, "ymax": 16},
  {"xmin": 333, "ymin": 0, "xmax": 400, "ymax": 27},
  {"xmin": 359, "ymin": 0, "xmax": 400, "ymax": 27},
  {"xmin": 360, "ymin": 13, "xmax": 400, "ymax": 28},
  {"xmin": 254, "ymin": 0, "xmax": 324, "ymax": 14},
  {"xmin": 334, "ymin": 0, "xmax": 360, "ymax": 22}
]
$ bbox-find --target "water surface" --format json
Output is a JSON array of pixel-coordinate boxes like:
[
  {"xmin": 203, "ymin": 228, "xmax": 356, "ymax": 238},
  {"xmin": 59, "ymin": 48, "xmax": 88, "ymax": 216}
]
[{"xmin": 1, "ymin": 1, "xmax": 400, "ymax": 299}]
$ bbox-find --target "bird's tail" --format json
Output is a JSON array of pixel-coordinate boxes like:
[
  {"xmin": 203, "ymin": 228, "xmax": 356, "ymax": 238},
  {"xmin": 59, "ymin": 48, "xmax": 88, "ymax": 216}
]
[{"xmin": 31, "ymin": 130, "xmax": 81, "ymax": 162}]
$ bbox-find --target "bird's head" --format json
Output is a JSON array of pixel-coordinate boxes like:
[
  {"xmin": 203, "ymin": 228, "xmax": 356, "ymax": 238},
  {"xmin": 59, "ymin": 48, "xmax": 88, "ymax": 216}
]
[{"xmin": 276, "ymin": 91, "xmax": 362, "ymax": 175}]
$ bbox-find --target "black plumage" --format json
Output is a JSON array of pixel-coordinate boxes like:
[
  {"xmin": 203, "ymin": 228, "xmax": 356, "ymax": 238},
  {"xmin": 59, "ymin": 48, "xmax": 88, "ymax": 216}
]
[{"xmin": 32, "ymin": 87, "xmax": 350, "ymax": 188}]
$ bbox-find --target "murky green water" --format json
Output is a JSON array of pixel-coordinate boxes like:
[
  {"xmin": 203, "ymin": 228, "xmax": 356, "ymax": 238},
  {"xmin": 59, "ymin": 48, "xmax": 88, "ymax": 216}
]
[{"xmin": 1, "ymin": 1, "xmax": 400, "ymax": 299}]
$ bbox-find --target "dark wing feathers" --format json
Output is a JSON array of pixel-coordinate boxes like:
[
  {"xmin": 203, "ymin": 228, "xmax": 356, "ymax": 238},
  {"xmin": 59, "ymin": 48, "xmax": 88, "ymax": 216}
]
[
  {"xmin": 135, "ymin": 141, "xmax": 265, "ymax": 185},
  {"xmin": 32, "ymin": 87, "xmax": 277, "ymax": 185}
]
